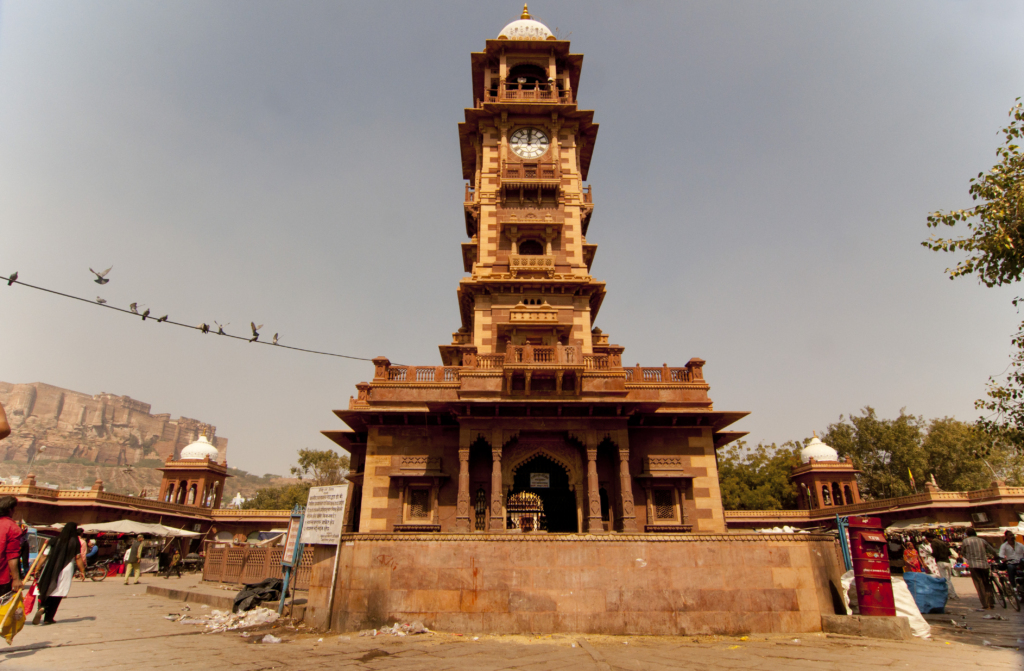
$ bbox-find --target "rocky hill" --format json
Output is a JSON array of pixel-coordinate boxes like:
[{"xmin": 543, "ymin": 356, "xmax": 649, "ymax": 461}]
[{"xmin": 0, "ymin": 381, "xmax": 227, "ymax": 466}]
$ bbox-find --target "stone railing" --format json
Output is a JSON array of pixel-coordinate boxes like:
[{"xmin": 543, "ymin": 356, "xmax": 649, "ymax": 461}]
[
  {"xmin": 582, "ymin": 185, "xmax": 593, "ymax": 204},
  {"xmin": 479, "ymin": 83, "xmax": 573, "ymax": 106},
  {"xmin": 503, "ymin": 162, "xmax": 559, "ymax": 181},
  {"xmin": 623, "ymin": 361, "xmax": 705, "ymax": 384},
  {"xmin": 509, "ymin": 254, "xmax": 555, "ymax": 278},
  {"xmin": 383, "ymin": 366, "xmax": 461, "ymax": 384}
]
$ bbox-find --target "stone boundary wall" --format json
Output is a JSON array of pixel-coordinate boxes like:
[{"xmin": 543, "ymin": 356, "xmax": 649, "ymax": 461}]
[{"xmin": 305, "ymin": 533, "xmax": 844, "ymax": 636}]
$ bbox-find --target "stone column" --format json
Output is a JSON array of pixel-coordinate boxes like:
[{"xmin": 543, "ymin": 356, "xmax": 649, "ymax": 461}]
[
  {"xmin": 618, "ymin": 444, "xmax": 638, "ymax": 532},
  {"xmin": 586, "ymin": 446, "xmax": 604, "ymax": 533},
  {"xmin": 456, "ymin": 447, "xmax": 471, "ymax": 531},
  {"xmin": 489, "ymin": 446, "xmax": 505, "ymax": 531}
]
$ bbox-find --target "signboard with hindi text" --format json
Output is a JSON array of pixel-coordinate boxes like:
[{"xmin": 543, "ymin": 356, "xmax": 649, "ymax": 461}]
[{"xmin": 299, "ymin": 484, "xmax": 349, "ymax": 545}]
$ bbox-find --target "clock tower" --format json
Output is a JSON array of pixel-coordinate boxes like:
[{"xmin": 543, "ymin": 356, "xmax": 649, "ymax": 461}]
[{"xmin": 442, "ymin": 4, "xmax": 606, "ymax": 387}]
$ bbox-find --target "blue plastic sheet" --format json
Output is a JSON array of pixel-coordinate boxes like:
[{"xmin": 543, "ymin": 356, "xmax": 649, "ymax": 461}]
[{"xmin": 902, "ymin": 571, "xmax": 948, "ymax": 614}]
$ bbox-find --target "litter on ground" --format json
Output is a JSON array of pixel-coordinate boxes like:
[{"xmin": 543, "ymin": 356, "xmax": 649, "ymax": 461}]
[{"xmin": 173, "ymin": 606, "xmax": 281, "ymax": 633}]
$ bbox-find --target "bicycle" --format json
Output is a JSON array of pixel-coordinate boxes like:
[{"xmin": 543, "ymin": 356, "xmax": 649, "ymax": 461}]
[{"xmin": 990, "ymin": 561, "xmax": 1020, "ymax": 612}]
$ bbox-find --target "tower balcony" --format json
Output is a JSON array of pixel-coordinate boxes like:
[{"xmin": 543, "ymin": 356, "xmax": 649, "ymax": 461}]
[
  {"xmin": 509, "ymin": 254, "xmax": 555, "ymax": 278},
  {"xmin": 477, "ymin": 83, "xmax": 574, "ymax": 107}
]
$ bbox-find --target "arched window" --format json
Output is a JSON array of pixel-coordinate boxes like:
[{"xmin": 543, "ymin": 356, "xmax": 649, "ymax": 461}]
[
  {"xmin": 187, "ymin": 484, "xmax": 197, "ymax": 505},
  {"xmin": 832, "ymin": 483, "xmax": 844, "ymax": 506},
  {"xmin": 822, "ymin": 485, "xmax": 832, "ymax": 506},
  {"xmin": 164, "ymin": 484, "xmax": 174, "ymax": 503},
  {"xmin": 507, "ymin": 64, "xmax": 547, "ymax": 89},
  {"xmin": 177, "ymin": 480, "xmax": 188, "ymax": 505},
  {"xmin": 210, "ymin": 482, "xmax": 219, "ymax": 507},
  {"xmin": 518, "ymin": 239, "xmax": 544, "ymax": 255},
  {"xmin": 844, "ymin": 485, "xmax": 854, "ymax": 505},
  {"xmin": 599, "ymin": 487, "xmax": 610, "ymax": 522}
]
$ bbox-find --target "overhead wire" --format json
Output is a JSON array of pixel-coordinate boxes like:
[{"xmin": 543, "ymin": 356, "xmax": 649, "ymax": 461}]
[{"xmin": 3, "ymin": 274, "xmax": 379, "ymax": 363}]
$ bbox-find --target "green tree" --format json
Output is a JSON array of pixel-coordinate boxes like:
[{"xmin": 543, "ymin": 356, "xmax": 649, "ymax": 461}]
[
  {"xmin": 242, "ymin": 448, "xmax": 350, "ymax": 510},
  {"xmin": 241, "ymin": 483, "xmax": 311, "ymax": 510},
  {"xmin": 924, "ymin": 98, "xmax": 1024, "ymax": 445},
  {"xmin": 924, "ymin": 98, "xmax": 1024, "ymax": 286},
  {"xmin": 290, "ymin": 448, "xmax": 350, "ymax": 486},
  {"xmin": 921, "ymin": 417, "xmax": 998, "ymax": 491},
  {"xmin": 717, "ymin": 440, "xmax": 802, "ymax": 510},
  {"xmin": 823, "ymin": 407, "xmax": 926, "ymax": 500}
]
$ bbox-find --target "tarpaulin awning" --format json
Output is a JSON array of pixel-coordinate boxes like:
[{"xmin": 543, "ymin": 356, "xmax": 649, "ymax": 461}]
[{"xmin": 78, "ymin": 520, "xmax": 200, "ymax": 537}]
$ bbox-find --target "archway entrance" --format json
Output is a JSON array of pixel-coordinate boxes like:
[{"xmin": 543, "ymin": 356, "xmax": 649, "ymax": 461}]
[{"xmin": 511, "ymin": 455, "xmax": 577, "ymax": 533}]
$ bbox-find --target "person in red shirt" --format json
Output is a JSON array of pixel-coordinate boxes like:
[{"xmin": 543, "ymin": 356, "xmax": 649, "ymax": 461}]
[{"xmin": 0, "ymin": 496, "xmax": 24, "ymax": 596}]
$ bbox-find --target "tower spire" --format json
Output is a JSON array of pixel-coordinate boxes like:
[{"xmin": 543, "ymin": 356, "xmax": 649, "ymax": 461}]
[{"xmin": 521, "ymin": 4, "xmax": 531, "ymax": 20}]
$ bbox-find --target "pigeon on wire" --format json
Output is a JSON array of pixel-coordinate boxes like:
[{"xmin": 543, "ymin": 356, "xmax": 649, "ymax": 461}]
[
  {"xmin": 141, "ymin": 308, "xmax": 150, "ymax": 321},
  {"xmin": 96, "ymin": 297, "xmax": 107, "ymax": 304},
  {"xmin": 272, "ymin": 333, "xmax": 280, "ymax": 345},
  {"xmin": 157, "ymin": 315, "xmax": 168, "ymax": 323},
  {"xmin": 214, "ymin": 321, "xmax": 229, "ymax": 335},
  {"xmin": 90, "ymin": 266, "xmax": 112, "ymax": 284},
  {"xmin": 197, "ymin": 323, "xmax": 210, "ymax": 334},
  {"xmin": 129, "ymin": 303, "xmax": 140, "ymax": 314},
  {"xmin": 6, "ymin": 272, "xmax": 17, "ymax": 286},
  {"xmin": 250, "ymin": 322, "xmax": 262, "ymax": 343}
]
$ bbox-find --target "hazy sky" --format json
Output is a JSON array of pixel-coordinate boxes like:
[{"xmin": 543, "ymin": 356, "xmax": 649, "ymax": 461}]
[{"xmin": 2, "ymin": 2, "xmax": 1024, "ymax": 477}]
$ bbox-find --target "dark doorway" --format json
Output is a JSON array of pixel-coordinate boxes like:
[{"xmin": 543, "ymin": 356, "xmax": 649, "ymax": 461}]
[{"xmin": 511, "ymin": 455, "xmax": 578, "ymax": 533}]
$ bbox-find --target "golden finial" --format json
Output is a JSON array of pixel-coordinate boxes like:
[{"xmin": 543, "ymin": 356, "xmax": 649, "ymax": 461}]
[{"xmin": 521, "ymin": 4, "xmax": 531, "ymax": 20}]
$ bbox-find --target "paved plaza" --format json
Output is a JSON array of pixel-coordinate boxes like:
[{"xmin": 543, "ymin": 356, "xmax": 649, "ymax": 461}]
[{"xmin": 0, "ymin": 576, "xmax": 1018, "ymax": 670}]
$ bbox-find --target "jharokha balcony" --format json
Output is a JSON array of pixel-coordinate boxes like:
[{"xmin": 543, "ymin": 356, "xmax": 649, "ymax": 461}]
[
  {"xmin": 477, "ymin": 82, "xmax": 574, "ymax": 107},
  {"xmin": 349, "ymin": 348, "xmax": 711, "ymax": 408}
]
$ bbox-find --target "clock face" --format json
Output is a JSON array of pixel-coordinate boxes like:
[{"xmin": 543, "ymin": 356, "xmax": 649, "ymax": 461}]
[{"xmin": 509, "ymin": 127, "xmax": 550, "ymax": 159}]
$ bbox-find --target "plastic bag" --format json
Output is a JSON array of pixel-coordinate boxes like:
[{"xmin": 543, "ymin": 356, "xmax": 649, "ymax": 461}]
[
  {"xmin": 0, "ymin": 592, "xmax": 26, "ymax": 645},
  {"xmin": 891, "ymin": 576, "xmax": 931, "ymax": 638},
  {"xmin": 22, "ymin": 592, "xmax": 34, "ymax": 616}
]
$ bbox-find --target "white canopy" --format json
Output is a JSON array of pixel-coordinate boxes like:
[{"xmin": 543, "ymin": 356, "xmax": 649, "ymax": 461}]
[{"xmin": 78, "ymin": 520, "xmax": 201, "ymax": 537}]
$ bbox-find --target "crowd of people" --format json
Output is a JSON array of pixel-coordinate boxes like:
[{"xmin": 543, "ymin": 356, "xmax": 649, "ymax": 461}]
[{"xmin": 888, "ymin": 526, "xmax": 1023, "ymax": 609}]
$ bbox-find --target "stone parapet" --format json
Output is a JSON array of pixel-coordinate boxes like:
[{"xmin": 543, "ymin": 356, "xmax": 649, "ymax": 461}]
[{"xmin": 306, "ymin": 533, "xmax": 844, "ymax": 636}]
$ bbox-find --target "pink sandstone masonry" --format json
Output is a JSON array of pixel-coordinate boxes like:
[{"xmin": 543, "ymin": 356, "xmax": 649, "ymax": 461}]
[{"xmin": 306, "ymin": 534, "xmax": 845, "ymax": 636}]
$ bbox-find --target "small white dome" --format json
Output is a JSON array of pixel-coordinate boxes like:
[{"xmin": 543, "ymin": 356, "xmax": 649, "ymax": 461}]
[
  {"xmin": 180, "ymin": 435, "xmax": 219, "ymax": 461},
  {"xmin": 498, "ymin": 6, "xmax": 554, "ymax": 41},
  {"xmin": 800, "ymin": 436, "xmax": 839, "ymax": 464}
]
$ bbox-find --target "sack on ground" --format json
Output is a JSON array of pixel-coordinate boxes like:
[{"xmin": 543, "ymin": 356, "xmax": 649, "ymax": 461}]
[{"xmin": 902, "ymin": 571, "xmax": 948, "ymax": 614}]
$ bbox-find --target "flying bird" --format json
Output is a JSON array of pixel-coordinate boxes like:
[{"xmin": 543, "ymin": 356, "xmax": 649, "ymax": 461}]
[
  {"xmin": 96, "ymin": 297, "xmax": 106, "ymax": 304},
  {"xmin": 249, "ymin": 322, "xmax": 262, "ymax": 343},
  {"xmin": 6, "ymin": 272, "xmax": 17, "ymax": 286},
  {"xmin": 272, "ymin": 333, "xmax": 279, "ymax": 345},
  {"xmin": 157, "ymin": 315, "xmax": 168, "ymax": 323},
  {"xmin": 141, "ymin": 308, "xmax": 150, "ymax": 321},
  {"xmin": 197, "ymin": 323, "xmax": 210, "ymax": 334},
  {"xmin": 129, "ymin": 303, "xmax": 139, "ymax": 314},
  {"xmin": 214, "ymin": 321, "xmax": 229, "ymax": 335},
  {"xmin": 90, "ymin": 266, "xmax": 112, "ymax": 284}
]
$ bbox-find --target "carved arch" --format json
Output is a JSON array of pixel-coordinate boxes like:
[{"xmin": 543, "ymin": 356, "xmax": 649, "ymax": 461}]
[{"xmin": 503, "ymin": 443, "xmax": 583, "ymax": 487}]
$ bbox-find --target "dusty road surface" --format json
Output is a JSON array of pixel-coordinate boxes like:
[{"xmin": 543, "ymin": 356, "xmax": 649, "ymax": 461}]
[{"xmin": 0, "ymin": 576, "xmax": 1018, "ymax": 670}]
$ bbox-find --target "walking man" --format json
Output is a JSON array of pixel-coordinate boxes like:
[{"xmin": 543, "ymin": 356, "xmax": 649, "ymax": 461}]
[
  {"xmin": 123, "ymin": 535, "xmax": 144, "ymax": 585},
  {"xmin": 0, "ymin": 497, "xmax": 23, "ymax": 597},
  {"xmin": 961, "ymin": 528, "xmax": 997, "ymax": 609},
  {"xmin": 927, "ymin": 532, "xmax": 958, "ymax": 599}
]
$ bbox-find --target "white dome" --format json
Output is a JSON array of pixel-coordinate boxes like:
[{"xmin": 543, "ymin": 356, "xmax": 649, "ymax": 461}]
[
  {"xmin": 800, "ymin": 437, "xmax": 839, "ymax": 464},
  {"xmin": 498, "ymin": 6, "xmax": 554, "ymax": 41},
  {"xmin": 180, "ymin": 435, "xmax": 219, "ymax": 461}
]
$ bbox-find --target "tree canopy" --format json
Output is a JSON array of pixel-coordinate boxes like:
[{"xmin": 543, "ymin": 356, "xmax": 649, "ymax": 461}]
[
  {"xmin": 719, "ymin": 409, "xmax": 1021, "ymax": 510},
  {"xmin": 242, "ymin": 448, "xmax": 349, "ymax": 510},
  {"xmin": 923, "ymin": 98, "xmax": 1023, "ymax": 287},
  {"xmin": 923, "ymin": 98, "xmax": 1024, "ymax": 450},
  {"xmin": 718, "ymin": 440, "xmax": 802, "ymax": 510}
]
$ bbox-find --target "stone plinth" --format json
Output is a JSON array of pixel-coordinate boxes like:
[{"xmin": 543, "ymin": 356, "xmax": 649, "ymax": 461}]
[{"xmin": 306, "ymin": 533, "xmax": 844, "ymax": 635}]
